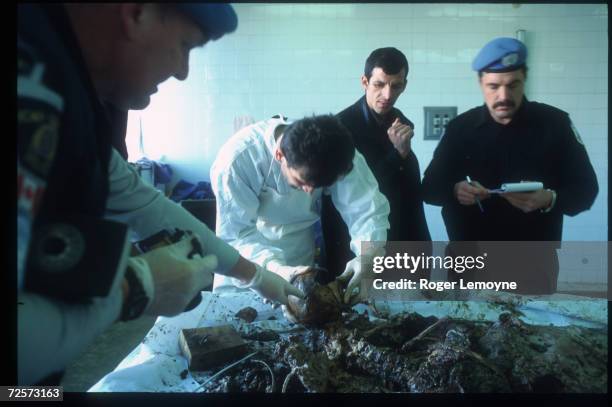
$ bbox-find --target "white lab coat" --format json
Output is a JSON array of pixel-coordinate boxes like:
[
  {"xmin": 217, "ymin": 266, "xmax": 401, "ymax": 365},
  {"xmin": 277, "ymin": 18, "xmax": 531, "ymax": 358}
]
[{"xmin": 210, "ymin": 117, "xmax": 390, "ymax": 288}]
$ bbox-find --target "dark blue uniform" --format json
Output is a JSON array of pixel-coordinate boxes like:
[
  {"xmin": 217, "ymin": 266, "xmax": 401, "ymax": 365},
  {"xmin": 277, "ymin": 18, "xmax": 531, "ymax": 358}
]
[
  {"xmin": 422, "ymin": 98, "xmax": 598, "ymax": 293},
  {"xmin": 422, "ymin": 98, "xmax": 598, "ymax": 241},
  {"xmin": 322, "ymin": 96, "xmax": 431, "ymax": 275}
]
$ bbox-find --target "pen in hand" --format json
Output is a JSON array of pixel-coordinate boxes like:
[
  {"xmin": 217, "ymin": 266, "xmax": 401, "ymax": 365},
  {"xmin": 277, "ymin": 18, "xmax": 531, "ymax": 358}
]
[{"xmin": 466, "ymin": 175, "xmax": 484, "ymax": 212}]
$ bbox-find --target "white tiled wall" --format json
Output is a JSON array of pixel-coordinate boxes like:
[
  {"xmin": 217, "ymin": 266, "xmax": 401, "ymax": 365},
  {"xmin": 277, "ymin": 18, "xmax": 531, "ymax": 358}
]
[{"xmin": 127, "ymin": 3, "xmax": 608, "ymax": 282}]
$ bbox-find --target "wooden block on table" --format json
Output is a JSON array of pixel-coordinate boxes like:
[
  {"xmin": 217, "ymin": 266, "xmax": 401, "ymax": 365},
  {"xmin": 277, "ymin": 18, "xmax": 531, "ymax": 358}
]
[{"xmin": 179, "ymin": 325, "xmax": 250, "ymax": 371}]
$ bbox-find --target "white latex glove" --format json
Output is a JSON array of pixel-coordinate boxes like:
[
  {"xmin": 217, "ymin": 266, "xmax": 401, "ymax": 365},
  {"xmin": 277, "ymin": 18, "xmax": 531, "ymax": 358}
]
[
  {"xmin": 337, "ymin": 243, "xmax": 385, "ymax": 304},
  {"xmin": 337, "ymin": 256, "xmax": 367, "ymax": 304},
  {"xmin": 267, "ymin": 262, "xmax": 311, "ymax": 282},
  {"xmin": 236, "ymin": 265, "xmax": 304, "ymax": 306},
  {"xmin": 132, "ymin": 237, "xmax": 218, "ymax": 317},
  {"xmin": 262, "ymin": 263, "xmax": 311, "ymax": 307}
]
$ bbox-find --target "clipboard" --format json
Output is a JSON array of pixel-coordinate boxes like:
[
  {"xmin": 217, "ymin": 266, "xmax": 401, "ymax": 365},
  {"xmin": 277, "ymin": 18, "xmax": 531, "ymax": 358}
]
[{"xmin": 489, "ymin": 181, "xmax": 544, "ymax": 194}]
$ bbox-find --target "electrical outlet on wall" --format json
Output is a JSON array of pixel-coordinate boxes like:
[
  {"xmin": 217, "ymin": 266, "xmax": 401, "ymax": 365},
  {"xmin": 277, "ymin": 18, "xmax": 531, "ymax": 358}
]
[{"xmin": 424, "ymin": 107, "xmax": 457, "ymax": 140}]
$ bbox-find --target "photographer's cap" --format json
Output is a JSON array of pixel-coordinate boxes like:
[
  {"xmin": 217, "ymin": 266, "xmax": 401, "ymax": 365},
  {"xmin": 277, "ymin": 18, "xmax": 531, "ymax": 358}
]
[
  {"xmin": 175, "ymin": 3, "xmax": 238, "ymax": 40},
  {"xmin": 472, "ymin": 37, "xmax": 527, "ymax": 73}
]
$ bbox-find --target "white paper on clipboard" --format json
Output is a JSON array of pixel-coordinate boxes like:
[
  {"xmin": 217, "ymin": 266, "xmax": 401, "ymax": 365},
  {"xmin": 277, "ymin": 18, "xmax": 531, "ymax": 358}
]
[{"xmin": 489, "ymin": 181, "xmax": 544, "ymax": 194}]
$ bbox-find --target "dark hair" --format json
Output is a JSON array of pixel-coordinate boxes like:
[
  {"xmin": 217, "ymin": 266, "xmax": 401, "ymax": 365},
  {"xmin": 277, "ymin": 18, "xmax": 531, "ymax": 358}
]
[
  {"xmin": 280, "ymin": 115, "xmax": 355, "ymax": 188},
  {"xmin": 478, "ymin": 65, "xmax": 529, "ymax": 79},
  {"xmin": 364, "ymin": 47, "xmax": 409, "ymax": 80}
]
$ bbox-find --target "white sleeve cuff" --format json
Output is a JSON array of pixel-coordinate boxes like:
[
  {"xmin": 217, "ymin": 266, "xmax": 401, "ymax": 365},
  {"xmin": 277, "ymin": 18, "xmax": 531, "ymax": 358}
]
[{"xmin": 232, "ymin": 264, "xmax": 262, "ymax": 289}]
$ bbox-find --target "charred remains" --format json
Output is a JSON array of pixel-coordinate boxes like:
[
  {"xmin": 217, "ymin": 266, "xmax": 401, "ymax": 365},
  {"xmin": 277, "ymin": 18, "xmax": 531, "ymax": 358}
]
[
  {"xmin": 198, "ymin": 311, "xmax": 607, "ymax": 393},
  {"xmin": 284, "ymin": 267, "xmax": 347, "ymax": 327}
]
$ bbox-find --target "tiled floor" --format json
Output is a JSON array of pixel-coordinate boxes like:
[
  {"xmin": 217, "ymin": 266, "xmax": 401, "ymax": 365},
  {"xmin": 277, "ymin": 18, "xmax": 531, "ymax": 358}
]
[{"xmin": 61, "ymin": 316, "xmax": 156, "ymax": 392}]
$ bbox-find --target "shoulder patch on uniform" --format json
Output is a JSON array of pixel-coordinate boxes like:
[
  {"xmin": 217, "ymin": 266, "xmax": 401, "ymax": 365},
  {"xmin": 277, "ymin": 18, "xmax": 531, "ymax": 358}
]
[
  {"xmin": 18, "ymin": 51, "xmax": 63, "ymax": 178},
  {"xmin": 18, "ymin": 103, "xmax": 60, "ymax": 177},
  {"xmin": 570, "ymin": 121, "xmax": 584, "ymax": 146}
]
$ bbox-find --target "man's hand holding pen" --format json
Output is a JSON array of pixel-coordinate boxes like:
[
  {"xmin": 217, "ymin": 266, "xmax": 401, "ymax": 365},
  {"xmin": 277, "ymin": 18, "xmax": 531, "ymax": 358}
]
[{"xmin": 454, "ymin": 177, "xmax": 489, "ymax": 210}]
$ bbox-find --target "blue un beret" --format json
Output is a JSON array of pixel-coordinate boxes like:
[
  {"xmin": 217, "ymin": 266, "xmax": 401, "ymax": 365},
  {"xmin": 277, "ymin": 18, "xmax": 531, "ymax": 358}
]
[
  {"xmin": 472, "ymin": 37, "xmax": 527, "ymax": 72},
  {"xmin": 175, "ymin": 3, "xmax": 238, "ymax": 40}
]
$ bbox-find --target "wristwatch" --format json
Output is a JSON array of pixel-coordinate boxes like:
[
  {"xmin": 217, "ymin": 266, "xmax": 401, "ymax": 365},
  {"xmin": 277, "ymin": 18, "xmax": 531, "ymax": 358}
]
[
  {"xmin": 541, "ymin": 189, "xmax": 557, "ymax": 213},
  {"xmin": 120, "ymin": 265, "xmax": 150, "ymax": 321}
]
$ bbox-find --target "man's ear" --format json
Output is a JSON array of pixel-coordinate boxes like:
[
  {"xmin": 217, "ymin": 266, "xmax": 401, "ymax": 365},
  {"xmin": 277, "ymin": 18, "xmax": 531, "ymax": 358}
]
[
  {"xmin": 361, "ymin": 75, "xmax": 369, "ymax": 91},
  {"xmin": 118, "ymin": 3, "xmax": 151, "ymax": 40},
  {"xmin": 274, "ymin": 147, "xmax": 284, "ymax": 162}
]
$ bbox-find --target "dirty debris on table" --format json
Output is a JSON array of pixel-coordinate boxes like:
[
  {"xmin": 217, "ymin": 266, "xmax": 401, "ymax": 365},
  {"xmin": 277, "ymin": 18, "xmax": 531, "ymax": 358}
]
[
  {"xmin": 194, "ymin": 310, "xmax": 607, "ymax": 393},
  {"xmin": 185, "ymin": 275, "xmax": 607, "ymax": 393},
  {"xmin": 235, "ymin": 307, "xmax": 258, "ymax": 323}
]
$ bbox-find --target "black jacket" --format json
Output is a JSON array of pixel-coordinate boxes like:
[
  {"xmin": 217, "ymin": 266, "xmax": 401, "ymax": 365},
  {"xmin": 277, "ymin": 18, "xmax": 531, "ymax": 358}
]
[
  {"xmin": 321, "ymin": 96, "xmax": 431, "ymax": 273},
  {"xmin": 421, "ymin": 98, "xmax": 599, "ymax": 243}
]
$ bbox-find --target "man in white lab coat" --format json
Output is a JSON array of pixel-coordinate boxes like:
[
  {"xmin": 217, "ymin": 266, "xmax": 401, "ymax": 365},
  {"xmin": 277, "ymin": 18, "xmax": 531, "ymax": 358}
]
[{"xmin": 211, "ymin": 115, "xmax": 391, "ymax": 303}]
